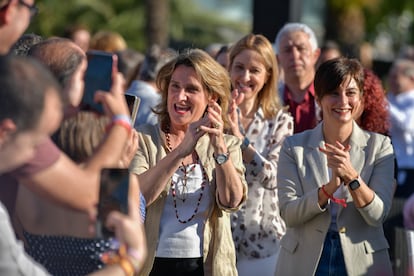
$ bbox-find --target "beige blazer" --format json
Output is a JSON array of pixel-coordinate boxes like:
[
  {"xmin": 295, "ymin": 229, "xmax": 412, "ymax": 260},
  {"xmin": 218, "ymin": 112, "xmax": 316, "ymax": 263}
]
[
  {"xmin": 129, "ymin": 124, "xmax": 247, "ymax": 276},
  {"xmin": 275, "ymin": 122, "xmax": 394, "ymax": 276}
]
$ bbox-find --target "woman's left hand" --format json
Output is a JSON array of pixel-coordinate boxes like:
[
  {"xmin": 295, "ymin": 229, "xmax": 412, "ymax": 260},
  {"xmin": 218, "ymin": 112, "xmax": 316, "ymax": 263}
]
[{"xmin": 198, "ymin": 100, "xmax": 227, "ymax": 152}]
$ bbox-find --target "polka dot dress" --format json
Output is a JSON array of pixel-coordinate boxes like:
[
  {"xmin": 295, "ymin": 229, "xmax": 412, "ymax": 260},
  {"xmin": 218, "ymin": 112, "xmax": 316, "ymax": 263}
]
[{"xmin": 23, "ymin": 231, "xmax": 112, "ymax": 276}]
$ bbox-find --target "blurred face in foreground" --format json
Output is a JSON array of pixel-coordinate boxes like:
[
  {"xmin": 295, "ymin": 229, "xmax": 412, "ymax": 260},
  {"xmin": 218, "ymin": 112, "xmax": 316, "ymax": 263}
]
[{"xmin": 0, "ymin": 88, "xmax": 62, "ymax": 173}]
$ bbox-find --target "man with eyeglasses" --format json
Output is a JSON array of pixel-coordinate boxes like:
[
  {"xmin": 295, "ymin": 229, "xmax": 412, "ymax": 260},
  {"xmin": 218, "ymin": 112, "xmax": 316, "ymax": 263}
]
[{"xmin": 0, "ymin": 0, "xmax": 37, "ymax": 55}]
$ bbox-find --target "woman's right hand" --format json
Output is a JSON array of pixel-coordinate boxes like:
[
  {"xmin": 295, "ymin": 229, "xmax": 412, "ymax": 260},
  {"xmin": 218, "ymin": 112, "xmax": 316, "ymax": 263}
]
[{"xmin": 105, "ymin": 211, "xmax": 147, "ymax": 261}]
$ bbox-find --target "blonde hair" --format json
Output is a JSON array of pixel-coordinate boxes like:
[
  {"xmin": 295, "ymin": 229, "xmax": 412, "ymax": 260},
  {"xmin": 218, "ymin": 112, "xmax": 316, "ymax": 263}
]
[
  {"xmin": 154, "ymin": 48, "xmax": 231, "ymax": 130},
  {"xmin": 52, "ymin": 111, "xmax": 110, "ymax": 163},
  {"xmin": 90, "ymin": 31, "xmax": 127, "ymax": 52},
  {"xmin": 229, "ymin": 33, "xmax": 282, "ymax": 119}
]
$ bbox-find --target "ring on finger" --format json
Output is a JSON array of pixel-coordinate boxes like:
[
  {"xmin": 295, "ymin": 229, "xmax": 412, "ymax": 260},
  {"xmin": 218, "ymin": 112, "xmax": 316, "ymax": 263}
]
[{"xmin": 214, "ymin": 122, "xmax": 221, "ymax": 129}]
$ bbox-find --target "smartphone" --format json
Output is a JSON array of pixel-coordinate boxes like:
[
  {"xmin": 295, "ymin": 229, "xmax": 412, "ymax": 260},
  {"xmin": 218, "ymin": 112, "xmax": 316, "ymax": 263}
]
[
  {"xmin": 125, "ymin": 94, "xmax": 141, "ymax": 126},
  {"xmin": 96, "ymin": 168, "xmax": 129, "ymax": 239},
  {"xmin": 81, "ymin": 50, "xmax": 116, "ymax": 114}
]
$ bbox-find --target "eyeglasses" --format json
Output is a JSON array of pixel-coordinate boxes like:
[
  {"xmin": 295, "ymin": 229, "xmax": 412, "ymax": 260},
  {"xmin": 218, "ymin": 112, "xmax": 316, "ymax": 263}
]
[
  {"xmin": 0, "ymin": 0, "xmax": 38, "ymax": 18},
  {"xmin": 18, "ymin": 0, "xmax": 38, "ymax": 18}
]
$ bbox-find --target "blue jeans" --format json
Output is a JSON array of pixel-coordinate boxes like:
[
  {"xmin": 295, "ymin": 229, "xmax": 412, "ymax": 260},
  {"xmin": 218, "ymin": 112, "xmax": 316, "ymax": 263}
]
[{"xmin": 315, "ymin": 231, "xmax": 347, "ymax": 276}]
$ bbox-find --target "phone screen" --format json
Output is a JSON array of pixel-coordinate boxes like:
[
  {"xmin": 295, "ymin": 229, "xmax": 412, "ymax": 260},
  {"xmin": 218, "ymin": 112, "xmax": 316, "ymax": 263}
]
[
  {"xmin": 125, "ymin": 94, "xmax": 141, "ymax": 126},
  {"xmin": 96, "ymin": 168, "xmax": 129, "ymax": 239},
  {"xmin": 81, "ymin": 50, "xmax": 114, "ymax": 114}
]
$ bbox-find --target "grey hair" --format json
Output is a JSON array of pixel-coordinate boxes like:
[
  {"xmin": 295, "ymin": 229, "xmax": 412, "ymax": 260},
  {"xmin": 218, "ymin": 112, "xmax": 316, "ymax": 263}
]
[
  {"xmin": 274, "ymin": 22, "xmax": 318, "ymax": 54},
  {"xmin": 395, "ymin": 58, "xmax": 414, "ymax": 78}
]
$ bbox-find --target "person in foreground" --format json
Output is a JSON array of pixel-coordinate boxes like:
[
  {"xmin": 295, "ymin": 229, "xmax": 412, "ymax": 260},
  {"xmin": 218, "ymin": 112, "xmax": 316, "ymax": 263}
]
[
  {"xmin": 0, "ymin": 54, "xmax": 146, "ymax": 276},
  {"xmin": 129, "ymin": 48, "xmax": 247, "ymax": 276},
  {"xmin": 275, "ymin": 57, "xmax": 395, "ymax": 275}
]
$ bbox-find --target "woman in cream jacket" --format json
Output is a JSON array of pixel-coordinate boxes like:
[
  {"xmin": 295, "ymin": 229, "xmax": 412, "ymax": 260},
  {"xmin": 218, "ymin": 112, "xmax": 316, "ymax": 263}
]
[{"xmin": 275, "ymin": 57, "xmax": 394, "ymax": 276}]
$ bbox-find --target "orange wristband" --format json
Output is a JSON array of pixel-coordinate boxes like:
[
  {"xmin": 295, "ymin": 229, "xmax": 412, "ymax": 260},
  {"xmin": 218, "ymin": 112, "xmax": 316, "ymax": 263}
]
[
  {"xmin": 119, "ymin": 258, "xmax": 134, "ymax": 276},
  {"xmin": 101, "ymin": 245, "xmax": 136, "ymax": 276},
  {"xmin": 321, "ymin": 185, "xmax": 347, "ymax": 208},
  {"xmin": 106, "ymin": 120, "xmax": 132, "ymax": 134}
]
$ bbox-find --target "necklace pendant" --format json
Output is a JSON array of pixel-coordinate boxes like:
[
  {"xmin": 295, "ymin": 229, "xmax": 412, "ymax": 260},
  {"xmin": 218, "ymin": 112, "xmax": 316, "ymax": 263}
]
[{"xmin": 177, "ymin": 185, "xmax": 188, "ymax": 201}]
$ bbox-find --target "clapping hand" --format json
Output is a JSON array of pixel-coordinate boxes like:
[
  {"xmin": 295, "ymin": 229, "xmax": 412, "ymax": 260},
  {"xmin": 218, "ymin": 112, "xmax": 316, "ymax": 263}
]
[{"xmin": 319, "ymin": 141, "xmax": 357, "ymax": 184}]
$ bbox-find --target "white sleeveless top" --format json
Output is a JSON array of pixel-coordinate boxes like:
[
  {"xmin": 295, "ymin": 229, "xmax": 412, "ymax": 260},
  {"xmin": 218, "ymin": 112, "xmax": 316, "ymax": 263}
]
[{"xmin": 156, "ymin": 164, "xmax": 212, "ymax": 258}]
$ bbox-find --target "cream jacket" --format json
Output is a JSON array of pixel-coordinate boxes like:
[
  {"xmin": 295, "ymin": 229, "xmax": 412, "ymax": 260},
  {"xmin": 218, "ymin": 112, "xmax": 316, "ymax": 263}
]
[
  {"xmin": 275, "ymin": 122, "xmax": 394, "ymax": 276},
  {"xmin": 129, "ymin": 124, "xmax": 247, "ymax": 276}
]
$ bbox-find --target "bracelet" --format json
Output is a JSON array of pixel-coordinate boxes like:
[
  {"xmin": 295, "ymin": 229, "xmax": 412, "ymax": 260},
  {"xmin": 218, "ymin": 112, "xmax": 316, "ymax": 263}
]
[
  {"xmin": 101, "ymin": 245, "xmax": 138, "ymax": 276},
  {"xmin": 119, "ymin": 258, "xmax": 135, "ymax": 276},
  {"xmin": 127, "ymin": 248, "xmax": 141, "ymax": 271},
  {"xmin": 321, "ymin": 185, "xmax": 347, "ymax": 208},
  {"xmin": 240, "ymin": 136, "xmax": 250, "ymax": 151},
  {"xmin": 106, "ymin": 115, "xmax": 132, "ymax": 134},
  {"xmin": 112, "ymin": 114, "xmax": 132, "ymax": 124}
]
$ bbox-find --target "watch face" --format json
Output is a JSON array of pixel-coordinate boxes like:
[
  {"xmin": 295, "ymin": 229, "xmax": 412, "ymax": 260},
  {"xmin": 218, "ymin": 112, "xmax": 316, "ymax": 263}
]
[
  {"xmin": 349, "ymin": 179, "xmax": 360, "ymax": 191},
  {"xmin": 216, "ymin": 155, "xmax": 227, "ymax": 164},
  {"xmin": 215, "ymin": 153, "xmax": 228, "ymax": 165}
]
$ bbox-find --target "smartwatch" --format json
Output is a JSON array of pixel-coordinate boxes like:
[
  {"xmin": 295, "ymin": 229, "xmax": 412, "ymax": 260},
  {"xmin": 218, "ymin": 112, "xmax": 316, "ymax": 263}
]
[
  {"xmin": 213, "ymin": 152, "xmax": 229, "ymax": 165},
  {"xmin": 348, "ymin": 178, "xmax": 361, "ymax": 191}
]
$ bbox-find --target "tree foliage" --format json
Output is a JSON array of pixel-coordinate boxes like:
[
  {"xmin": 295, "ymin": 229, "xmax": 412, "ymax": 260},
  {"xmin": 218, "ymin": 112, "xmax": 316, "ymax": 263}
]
[
  {"xmin": 26, "ymin": 0, "xmax": 249, "ymax": 52},
  {"xmin": 325, "ymin": 0, "xmax": 414, "ymax": 59}
]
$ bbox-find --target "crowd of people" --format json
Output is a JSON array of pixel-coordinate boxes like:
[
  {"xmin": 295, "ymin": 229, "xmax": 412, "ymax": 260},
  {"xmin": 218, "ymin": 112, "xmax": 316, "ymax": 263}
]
[{"xmin": 1, "ymin": 1, "xmax": 414, "ymax": 276}]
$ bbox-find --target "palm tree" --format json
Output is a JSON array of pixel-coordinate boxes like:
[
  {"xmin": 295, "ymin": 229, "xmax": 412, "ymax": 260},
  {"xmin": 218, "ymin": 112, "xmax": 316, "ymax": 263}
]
[{"xmin": 145, "ymin": 0, "xmax": 170, "ymax": 49}]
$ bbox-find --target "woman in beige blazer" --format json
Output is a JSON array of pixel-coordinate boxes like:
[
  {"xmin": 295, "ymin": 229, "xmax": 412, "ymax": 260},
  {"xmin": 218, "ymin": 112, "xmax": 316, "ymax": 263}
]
[
  {"xmin": 129, "ymin": 49, "xmax": 247, "ymax": 276},
  {"xmin": 275, "ymin": 57, "xmax": 395, "ymax": 276}
]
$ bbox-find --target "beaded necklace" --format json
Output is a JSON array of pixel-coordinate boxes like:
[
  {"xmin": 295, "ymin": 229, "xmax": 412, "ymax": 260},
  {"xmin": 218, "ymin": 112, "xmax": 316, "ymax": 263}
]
[{"xmin": 165, "ymin": 131, "xmax": 208, "ymax": 224}]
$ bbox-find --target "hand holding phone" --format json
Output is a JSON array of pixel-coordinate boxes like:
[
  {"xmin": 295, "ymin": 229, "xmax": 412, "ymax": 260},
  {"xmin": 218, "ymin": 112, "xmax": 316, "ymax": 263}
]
[
  {"xmin": 96, "ymin": 168, "xmax": 129, "ymax": 239},
  {"xmin": 81, "ymin": 50, "xmax": 116, "ymax": 114},
  {"xmin": 125, "ymin": 94, "xmax": 141, "ymax": 126}
]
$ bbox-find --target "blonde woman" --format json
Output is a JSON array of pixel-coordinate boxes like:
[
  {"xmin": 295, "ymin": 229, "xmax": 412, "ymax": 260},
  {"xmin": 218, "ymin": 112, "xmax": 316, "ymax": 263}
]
[{"xmin": 227, "ymin": 34, "xmax": 294, "ymax": 276}]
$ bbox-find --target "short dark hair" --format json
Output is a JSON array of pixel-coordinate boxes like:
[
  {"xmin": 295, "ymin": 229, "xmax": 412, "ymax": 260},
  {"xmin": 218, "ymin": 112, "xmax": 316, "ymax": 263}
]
[
  {"xmin": 62, "ymin": 24, "xmax": 90, "ymax": 40},
  {"xmin": 116, "ymin": 48, "xmax": 144, "ymax": 87},
  {"xmin": 11, "ymin": 33, "xmax": 44, "ymax": 56},
  {"xmin": 314, "ymin": 57, "xmax": 364, "ymax": 100},
  {"xmin": 0, "ymin": 55, "xmax": 61, "ymax": 133},
  {"xmin": 138, "ymin": 44, "xmax": 175, "ymax": 82}
]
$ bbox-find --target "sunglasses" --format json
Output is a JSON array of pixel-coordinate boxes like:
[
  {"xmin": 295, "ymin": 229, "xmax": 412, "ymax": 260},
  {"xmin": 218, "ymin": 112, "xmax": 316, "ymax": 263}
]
[{"xmin": 0, "ymin": 0, "xmax": 38, "ymax": 18}]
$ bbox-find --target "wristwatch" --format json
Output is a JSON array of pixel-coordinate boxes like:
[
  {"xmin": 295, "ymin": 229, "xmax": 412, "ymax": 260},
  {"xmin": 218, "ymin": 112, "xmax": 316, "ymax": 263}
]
[
  {"xmin": 213, "ymin": 152, "xmax": 229, "ymax": 165},
  {"xmin": 240, "ymin": 137, "xmax": 250, "ymax": 151},
  {"xmin": 348, "ymin": 177, "xmax": 361, "ymax": 191}
]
